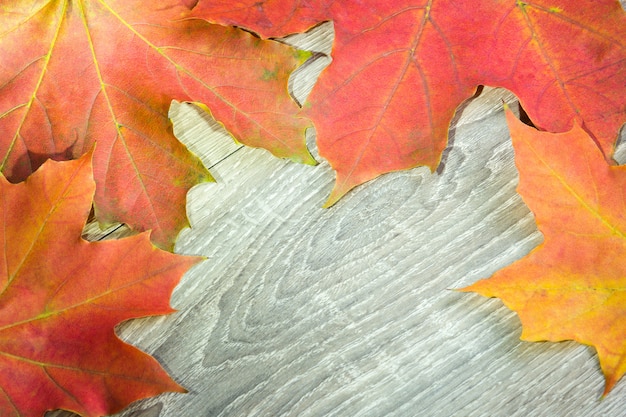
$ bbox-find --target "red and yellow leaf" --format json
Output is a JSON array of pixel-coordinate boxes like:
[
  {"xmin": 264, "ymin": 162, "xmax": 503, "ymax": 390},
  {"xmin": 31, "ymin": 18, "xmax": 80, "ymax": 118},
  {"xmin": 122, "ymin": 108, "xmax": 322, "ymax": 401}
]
[
  {"xmin": 0, "ymin": 152, "xmax": 202, "ymax": 416},
  {"xmin": 461, "ymin": 108, "xmax": 626, "ymax": 396},
  {"xmin": 197, "ymin": 0, "xmax": 626, "ymax": 205},
  {"xmin": 0, "ymin": 0, "xmax": 312, "ymax": 249}
]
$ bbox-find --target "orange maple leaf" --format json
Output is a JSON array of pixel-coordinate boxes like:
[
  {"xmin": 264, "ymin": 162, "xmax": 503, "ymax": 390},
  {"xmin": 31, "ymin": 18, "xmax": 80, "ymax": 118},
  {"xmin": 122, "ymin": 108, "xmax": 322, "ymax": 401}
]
[
  {"xmin": 0, "ymin": 152, "xmax": 202, "ymax": 417},
  {"xmin": 197, "ymin": 0, "xmax": 626, "ymax": 206},
  {"xmin": 461, "ymin": 108, "xmax": 626, "ymax": 396},
  {"xmin": 0, "ymin": 0, "xmax": 312, "ymax": 250}
]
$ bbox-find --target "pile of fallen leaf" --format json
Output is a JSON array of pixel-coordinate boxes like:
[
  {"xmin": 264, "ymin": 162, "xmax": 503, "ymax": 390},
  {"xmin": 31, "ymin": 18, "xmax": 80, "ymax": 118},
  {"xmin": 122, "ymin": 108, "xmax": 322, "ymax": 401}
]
[{"xmin": 0, "ymin": 1, "xmax": 623, "ymax": 416}]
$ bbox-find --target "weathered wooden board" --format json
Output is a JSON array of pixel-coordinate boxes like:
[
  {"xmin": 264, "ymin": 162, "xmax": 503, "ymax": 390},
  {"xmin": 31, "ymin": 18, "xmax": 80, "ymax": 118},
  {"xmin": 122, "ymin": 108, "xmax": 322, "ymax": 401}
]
[{"xmin": 56, "ymin": 15, "xmax": 625, "ymax": 417}]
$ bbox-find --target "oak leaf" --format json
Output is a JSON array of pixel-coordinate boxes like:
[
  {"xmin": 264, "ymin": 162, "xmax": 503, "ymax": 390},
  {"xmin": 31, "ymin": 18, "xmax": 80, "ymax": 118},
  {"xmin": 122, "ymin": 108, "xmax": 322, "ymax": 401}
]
[
  {"xmin": 0, "ymin": 0, "xmax": 313, "ymax": 250},
  {"xmin": 0, "ymin": 151, "xmax": 203, "ymax": 416},
  {"xmin": 196, "ymin": 0, "xmax": 626, "ymax": 205},
  {"xmin": 461, "ymin": 108, "xmax": 626, "ymax": 396}
]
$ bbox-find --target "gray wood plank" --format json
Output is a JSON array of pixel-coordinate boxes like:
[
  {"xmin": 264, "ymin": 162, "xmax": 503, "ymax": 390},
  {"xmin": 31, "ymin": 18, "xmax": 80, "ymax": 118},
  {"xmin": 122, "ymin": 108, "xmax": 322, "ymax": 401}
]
[{"xmin": 56, "ymin": 88, "xmax": 625, "ymax": 417}]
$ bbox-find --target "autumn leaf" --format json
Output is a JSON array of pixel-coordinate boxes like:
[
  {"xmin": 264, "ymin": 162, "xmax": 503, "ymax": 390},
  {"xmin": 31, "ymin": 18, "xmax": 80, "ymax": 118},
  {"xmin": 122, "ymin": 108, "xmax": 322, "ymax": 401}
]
[
  {"xmin": 0, "ymin": 0, "xmax": 313, "ymax": 250},
  {"xmin": 196, "ymin": 0, "xmax": 626, "ymax": 205},
  {"xmin": 0, "ymin": 151, "xmax": 202, "ymax": 417},
  {"xmin": 461, "ymin": 108, "xmax": 626, "ymax": 396}
]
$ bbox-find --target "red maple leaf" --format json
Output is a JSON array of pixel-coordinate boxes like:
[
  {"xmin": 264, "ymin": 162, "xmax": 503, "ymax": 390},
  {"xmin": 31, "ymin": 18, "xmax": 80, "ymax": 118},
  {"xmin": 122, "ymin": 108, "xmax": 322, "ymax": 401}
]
[
  {"xmin": 462, "ymin": 108, "xmax": 626, "ymax": 396},
  {"xmin": 0, "ymin": 152, "xmax": 202, "ymax": 416},
  {"xmin": 196, "ymin": 0, "xmax": 626, "ymax": 205},
  {"xmin": 0, "ymin": 0, "xmax": 312, "ymax": 249}
]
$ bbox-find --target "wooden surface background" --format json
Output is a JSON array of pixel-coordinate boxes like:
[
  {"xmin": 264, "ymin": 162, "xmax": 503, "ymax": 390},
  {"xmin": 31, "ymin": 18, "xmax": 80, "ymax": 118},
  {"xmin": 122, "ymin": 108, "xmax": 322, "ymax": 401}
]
[{"xmin": 52, "ymin": 15, "xmax": 625, "ymax": 417}]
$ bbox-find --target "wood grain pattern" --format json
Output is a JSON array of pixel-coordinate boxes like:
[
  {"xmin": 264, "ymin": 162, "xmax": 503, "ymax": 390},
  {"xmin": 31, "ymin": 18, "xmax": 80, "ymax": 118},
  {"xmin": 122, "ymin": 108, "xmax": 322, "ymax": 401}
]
[{"xmin": 55, "ymin": 16, "xmax": 626, "ymax": 417}]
